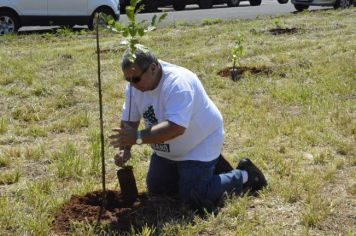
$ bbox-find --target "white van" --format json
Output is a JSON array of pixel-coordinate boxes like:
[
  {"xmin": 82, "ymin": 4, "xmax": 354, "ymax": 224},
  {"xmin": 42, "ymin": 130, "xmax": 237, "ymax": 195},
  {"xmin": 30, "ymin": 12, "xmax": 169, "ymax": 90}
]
[{"xmin": 0, "ymin": 0, "xmax": 120, "ymax": 34}]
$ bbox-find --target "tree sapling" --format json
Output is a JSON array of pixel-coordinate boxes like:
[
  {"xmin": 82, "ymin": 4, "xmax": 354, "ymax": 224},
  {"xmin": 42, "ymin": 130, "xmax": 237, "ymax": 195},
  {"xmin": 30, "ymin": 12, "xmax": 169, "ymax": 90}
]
[
  {"xmin": 272, "ymin": 17, "xmax": 283, "ymax": 29},
  {"xmin": 97, "ymin": 0, "xmax": 167, "ymax": 203},
  {"xmin": 104, "ymin": 0, "xmax": 167, "ymax": 61},
  {"xmin": 231, "ymin": 34, "xmax": 245, "ymax": 81}
]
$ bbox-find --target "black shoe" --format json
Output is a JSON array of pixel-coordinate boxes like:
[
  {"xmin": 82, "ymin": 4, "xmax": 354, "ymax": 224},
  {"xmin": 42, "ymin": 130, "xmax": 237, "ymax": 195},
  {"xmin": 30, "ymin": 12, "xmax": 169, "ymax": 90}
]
[
  {"xmin": 237, "ymin": 158, "xmax": 267, "ymax": 195},
  {"xmin": 214, "ymin": 154, "xmax": 233, "ymax": 175}
]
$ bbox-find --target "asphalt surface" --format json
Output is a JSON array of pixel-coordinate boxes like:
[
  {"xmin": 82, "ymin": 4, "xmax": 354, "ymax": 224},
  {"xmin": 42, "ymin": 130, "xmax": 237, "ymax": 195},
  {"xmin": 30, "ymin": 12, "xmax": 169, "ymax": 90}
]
[
  {"xmin": 121, "ymin": 1, "xmax": 298, "ymax": 24},
  {"xmin": 19, "ymin": 1, "xmax": 327, "ymax": 33}
]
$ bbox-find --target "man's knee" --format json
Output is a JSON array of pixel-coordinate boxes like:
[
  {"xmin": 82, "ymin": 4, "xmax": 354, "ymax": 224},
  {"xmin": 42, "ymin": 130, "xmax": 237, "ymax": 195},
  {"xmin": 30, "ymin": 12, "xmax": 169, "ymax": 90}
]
[
  {"xmin": 146, "ymin": 175, "xmax": 178, "ymax": 195},
  {"xmin": 189, "ymin": 188, "xmax": 216, "ymax": 213},
  {"xmin": 179, "ymin": 181, "xmax": 207, "ymax": 204}
]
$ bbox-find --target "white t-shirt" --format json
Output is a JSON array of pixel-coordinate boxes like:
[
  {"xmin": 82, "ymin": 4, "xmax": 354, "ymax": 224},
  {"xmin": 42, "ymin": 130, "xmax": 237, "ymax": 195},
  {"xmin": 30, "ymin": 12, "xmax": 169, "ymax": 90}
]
[{"xmin": 122, "ymin": 60, "xmax": 224, "ymax": 162}]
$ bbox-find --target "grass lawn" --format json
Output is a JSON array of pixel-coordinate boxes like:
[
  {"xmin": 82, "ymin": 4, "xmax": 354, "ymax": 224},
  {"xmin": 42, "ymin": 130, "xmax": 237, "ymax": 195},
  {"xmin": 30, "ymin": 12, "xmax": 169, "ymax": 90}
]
[{"xmin": 0, "ymin": 8, "xmax": 355, "ymax": 235}]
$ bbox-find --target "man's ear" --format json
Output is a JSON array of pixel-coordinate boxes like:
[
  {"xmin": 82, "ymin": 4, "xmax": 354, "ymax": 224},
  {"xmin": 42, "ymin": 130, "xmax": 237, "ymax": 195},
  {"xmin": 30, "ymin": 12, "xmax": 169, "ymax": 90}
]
[{"xmin": 151, "ymin": 63, "xmax": 158, "ymax": 73}]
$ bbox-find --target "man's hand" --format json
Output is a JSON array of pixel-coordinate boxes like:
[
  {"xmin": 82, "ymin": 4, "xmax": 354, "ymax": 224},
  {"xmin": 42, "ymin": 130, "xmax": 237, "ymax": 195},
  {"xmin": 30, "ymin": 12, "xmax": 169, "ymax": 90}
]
[
  {"xmin": 109, "ymin": 126, "xmax": 137, "ymax": 148},
  {"xmin": 114, "ymin": 149, "xmax": 131, "ymax": 167},
  {"xmin": 109, "ymin": 121, "xmax": 139, "ymax": 167}
]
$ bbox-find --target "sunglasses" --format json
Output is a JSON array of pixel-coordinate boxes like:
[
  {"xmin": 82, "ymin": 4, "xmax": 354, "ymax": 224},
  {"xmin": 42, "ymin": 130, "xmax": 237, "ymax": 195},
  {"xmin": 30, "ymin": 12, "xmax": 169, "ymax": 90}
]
[{"xmin": 125, "ymin": 66, "xmax": 149, "ymax": 84}]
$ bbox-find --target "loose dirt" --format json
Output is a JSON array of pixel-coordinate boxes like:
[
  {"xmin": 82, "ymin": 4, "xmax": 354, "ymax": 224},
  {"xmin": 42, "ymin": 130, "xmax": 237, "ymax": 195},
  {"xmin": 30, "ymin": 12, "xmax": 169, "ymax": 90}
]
[
  {"xmin": 53, "ymin": 190, "xmax": 188, "ymax": 234},
  {"xmin": 53, "ymin": 157, "xmax": 234, "ymax": 234},
  {"xmin": 269, "ymin": 27, "xmax": 300, "ymax": 35},
  {"xmin": 217, "ymin": 66, "xmax": 273, "ymax": 79}
]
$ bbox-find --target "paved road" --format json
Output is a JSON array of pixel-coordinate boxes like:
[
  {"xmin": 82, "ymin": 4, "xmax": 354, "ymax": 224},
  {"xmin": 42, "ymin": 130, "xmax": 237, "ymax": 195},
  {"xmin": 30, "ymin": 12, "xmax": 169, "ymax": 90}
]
[
  {"xmin": 120, "ymin": 1, "xmax": 325, "ymax": 24},
  {"xmin": 19, "ymin": 1, "xmax": 326, "ymax": 33}
]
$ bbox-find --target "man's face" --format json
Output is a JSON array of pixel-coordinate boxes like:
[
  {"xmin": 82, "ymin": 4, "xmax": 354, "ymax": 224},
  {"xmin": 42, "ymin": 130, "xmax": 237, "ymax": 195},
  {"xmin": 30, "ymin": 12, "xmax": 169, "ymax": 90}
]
[{"xmin": 123, "ymin": 63, "xmax": 158, "ymax": 92}]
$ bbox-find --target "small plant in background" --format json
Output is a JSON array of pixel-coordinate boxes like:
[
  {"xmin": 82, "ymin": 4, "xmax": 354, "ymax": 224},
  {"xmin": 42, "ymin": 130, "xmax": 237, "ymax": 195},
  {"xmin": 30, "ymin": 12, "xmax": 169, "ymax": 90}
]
[
  {"xmin": 231, "ymin": 34, "xmax": 245, "ymax": 81},
  {"xmin": 272, "ymin": 17, "xmax": 284, "ymax": 29},
  {"xmin": 103, "ymin": 0, "xmax": 167, "ymax": 61},
  {"xmin": 269, "ymin": 17, "xmax": 298, "ymax": 35}
]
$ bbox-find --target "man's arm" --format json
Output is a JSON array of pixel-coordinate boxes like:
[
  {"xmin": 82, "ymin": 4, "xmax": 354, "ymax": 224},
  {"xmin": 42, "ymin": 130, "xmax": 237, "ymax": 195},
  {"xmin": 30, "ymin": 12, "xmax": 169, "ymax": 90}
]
[
  {"xmin": 119, "ymin": 120, "xmax": 140, "ymax": 150},
  {"xmin": 110, "ymin": 120, "xmax": 185, "ymax": 148},
  {"xmin": 141, "ymin": 120, "xmax": 185, "ymax": 144}
]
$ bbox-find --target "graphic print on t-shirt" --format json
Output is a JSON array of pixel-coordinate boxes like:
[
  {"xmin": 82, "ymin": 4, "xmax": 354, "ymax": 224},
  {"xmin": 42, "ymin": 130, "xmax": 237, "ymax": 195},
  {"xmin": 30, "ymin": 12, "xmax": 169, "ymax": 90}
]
[
  {"xmin": 143, "ymin": 105, "xmax": 158, "ymax": 126},
  {"xmin": 143, "ymin": 105, "xmax": 170, "ymax": 153}
]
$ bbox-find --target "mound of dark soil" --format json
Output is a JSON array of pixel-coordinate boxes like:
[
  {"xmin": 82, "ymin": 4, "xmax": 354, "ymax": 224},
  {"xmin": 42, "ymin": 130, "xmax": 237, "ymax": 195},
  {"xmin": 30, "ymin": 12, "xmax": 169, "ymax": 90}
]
[
  {"xmin": 217, "ymin": 66, "xmax": 273, "ymax": 78},
  {"xmin": 269, "ymin": 27, "xmax": 300, "ymax": 35},
  {"xmin": 53, "ymin": 190, "xmax": 190, "ymax": 234}
]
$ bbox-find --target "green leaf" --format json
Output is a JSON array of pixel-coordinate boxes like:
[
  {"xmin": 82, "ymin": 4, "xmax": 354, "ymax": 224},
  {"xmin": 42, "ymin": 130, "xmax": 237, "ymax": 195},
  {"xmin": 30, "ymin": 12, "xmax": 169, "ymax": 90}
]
[
  {"xmin": 231, "ymin": 34, "xmax": 245, "ymax": 66},
  {"xmin": 129, "ymin": 27, "xmax": 137, "ymax": 37},
  {"xmin": 109, "ymin": 0, "xmax": 167, "ymax": 59},
  {"xmin": 151, "ymin": 15, "xmax": 157, "ymax": 26},
  {"xmin": 113, "ymin": 22, "xmax": 124, "ymax": 31},
  {"xmin": 126, "ymin": 6, "xmax": 135, "ymax": 21},
  {"xmin": 139, "ymin": 19, "xmax": 148, "ymax": 26},
  {"xmin": 158, "ymin": 12, "xmax": 168, "ymax": 24},
  {"xmin": 108, "ymin": 19, "xmax": 115, "ymax": 25},
  {"xmin": 137, "ymin": 4, "xmax": 145, "ymax": 13},
  {"xmin": 123, "ymin": 28, "xmax": 129, "ymax": 37},
  {"xmin": 138, "ymin": 27, "xmax": 145, "ymax": 36},
  {"xmin": 131, "ymin": 0, "xmax": 141, "ymax": 7},
  {"xmin": 130, "ymin": 38, "xmax": 140, "ymax": 45}
]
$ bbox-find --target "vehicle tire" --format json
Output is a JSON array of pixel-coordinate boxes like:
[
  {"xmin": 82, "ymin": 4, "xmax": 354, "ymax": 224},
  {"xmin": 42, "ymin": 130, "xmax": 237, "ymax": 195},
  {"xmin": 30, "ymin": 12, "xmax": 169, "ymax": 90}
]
[
  {"xmin": 0, "ymin": 10, "xmax": 20, "ymax": 35},
  {"xmin": 173, "ymin": 2, "xmax": 186, "ymax": 10},
  {"xmin": 88, "ymin": 7, "xmax": 116, "ymax": 30},
  {"xmin": 249, "ymin": 0, "xmax": 262, "ymax": 6},
  {"xmin": 141, "ymin": 0, "xmax": 159, "ymax": 12},
  {"xmin": 277, "ymin": 0, "xmax": 289, "ymax": 4},
  {"xmin": 120, "ymin": 4, "xmax": 126, "ymax": 14},
  {"xmin": 120, "ymin": 0, "xmax": 130, "ymax": 14},
  {"xmin": 293, "ymin": 3, "xmax": 309, "ymax": 11},
  {"xmin": 199, "ymin": 0, "xmax": 213, "ymax": 9},
  {"xmin": 333, "ymin": 0, "xmax": 351, "ymax": 8},
  {"xmin": 227, "ymin": 0, "xmax": 240, "ymax": 7}
]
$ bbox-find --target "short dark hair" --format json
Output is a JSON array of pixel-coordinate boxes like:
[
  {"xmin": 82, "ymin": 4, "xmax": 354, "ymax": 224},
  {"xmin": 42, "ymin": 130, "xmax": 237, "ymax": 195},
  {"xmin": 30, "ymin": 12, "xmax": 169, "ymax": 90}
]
[{"xmin": 121, "ymin": 49, "xmax": 159, "ymax": 71}]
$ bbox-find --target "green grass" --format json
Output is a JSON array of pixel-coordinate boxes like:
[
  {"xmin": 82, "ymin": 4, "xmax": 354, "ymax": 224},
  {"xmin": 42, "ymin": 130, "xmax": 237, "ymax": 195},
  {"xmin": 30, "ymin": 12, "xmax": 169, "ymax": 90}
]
[
  {"xmin": 0, "ymin": 117, "xmax": 8, "ymax": 134},
  {"xmin": 51, "ymin": 142, "xmax": 85, "ymax": 180},
  {"xmin": 0, "ymin": 169, "xmax": 21, "ymax": 185},
  {"xmin": 0, "ymin": 8, "xmax": 355, "ymax": 235},
  {"xmin": 0, "ymin": 156, "xmax": 9, "ymax": 168}
]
